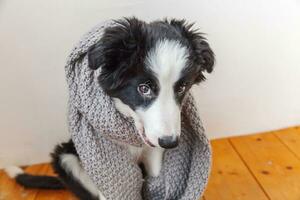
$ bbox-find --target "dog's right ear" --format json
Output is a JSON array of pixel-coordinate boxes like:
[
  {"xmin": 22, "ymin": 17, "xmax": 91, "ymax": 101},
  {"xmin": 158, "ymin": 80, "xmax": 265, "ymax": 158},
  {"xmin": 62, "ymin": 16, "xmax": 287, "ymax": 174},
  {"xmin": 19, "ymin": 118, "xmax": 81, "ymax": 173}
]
[
  {"xmin": 88, "ymin": 17, "xmax": 146, "ymax": 72},
  {"xmin": 87, "ymin": 42, "xmax": 105, "ymax": 70},
  {"xmin": 87, "ymin": 18, "xmax": 146, "ymax": 91}
]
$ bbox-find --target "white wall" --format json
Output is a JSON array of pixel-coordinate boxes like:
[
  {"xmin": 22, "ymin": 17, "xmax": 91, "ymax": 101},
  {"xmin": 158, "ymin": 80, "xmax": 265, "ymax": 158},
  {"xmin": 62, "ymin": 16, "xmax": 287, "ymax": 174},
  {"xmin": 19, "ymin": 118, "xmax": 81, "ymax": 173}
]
[{"xmin": 0, "ymin": 0, "xmax": 300, "ymax": 167}]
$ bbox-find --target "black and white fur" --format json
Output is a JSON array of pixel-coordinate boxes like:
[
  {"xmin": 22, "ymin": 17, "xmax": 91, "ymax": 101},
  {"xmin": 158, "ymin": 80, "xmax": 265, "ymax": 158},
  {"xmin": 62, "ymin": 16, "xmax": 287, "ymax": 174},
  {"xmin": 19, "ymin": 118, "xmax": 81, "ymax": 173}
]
[{"xmin": 5, "ymin": 17, "xmax": 214, "ymax": 200}]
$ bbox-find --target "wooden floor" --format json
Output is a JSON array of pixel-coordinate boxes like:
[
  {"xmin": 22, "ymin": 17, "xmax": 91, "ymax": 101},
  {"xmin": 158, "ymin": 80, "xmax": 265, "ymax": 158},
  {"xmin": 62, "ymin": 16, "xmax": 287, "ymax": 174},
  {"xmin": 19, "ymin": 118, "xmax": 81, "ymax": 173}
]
[{"xmin": 0, "ymin": 126, "xmax": 300, "ymax": 200}]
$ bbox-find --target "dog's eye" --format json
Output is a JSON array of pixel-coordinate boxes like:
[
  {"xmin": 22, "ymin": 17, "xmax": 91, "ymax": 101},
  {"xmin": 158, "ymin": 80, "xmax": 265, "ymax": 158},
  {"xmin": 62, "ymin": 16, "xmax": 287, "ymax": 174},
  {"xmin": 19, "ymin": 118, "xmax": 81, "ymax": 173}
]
[{"xmin": 138, "ymin": 83, "xmax": 152, "ymax": 97}]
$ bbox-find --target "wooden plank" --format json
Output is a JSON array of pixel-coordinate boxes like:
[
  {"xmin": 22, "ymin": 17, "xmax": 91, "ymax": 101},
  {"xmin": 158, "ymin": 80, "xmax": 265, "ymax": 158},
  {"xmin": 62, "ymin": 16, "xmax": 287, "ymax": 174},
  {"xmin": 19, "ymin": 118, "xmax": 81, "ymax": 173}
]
[
  {"xmin": 230, "ymin": 132, "xmax": 300, "ymax": 200},
  {"xmin": 204, "ymin": 139, "xmax": 268, "ymax": 200},
  {"xmin": 0, "ymin": 163, "xmax": 47, "ymax": 200},
  {"xmin": 274, "ymin": 126, "xmax": 300, "ymax": 158},
  {"xmin": 34, "ymin": 164, "xmax": 76, "ymax": 200}
]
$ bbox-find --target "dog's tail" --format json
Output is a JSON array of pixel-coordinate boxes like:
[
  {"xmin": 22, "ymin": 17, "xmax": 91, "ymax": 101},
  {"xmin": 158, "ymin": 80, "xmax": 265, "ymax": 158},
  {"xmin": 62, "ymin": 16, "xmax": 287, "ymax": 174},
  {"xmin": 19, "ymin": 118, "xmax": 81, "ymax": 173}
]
[{"xmin": 4, "ymin": 166, "xmax": 65, "ymax": 189}]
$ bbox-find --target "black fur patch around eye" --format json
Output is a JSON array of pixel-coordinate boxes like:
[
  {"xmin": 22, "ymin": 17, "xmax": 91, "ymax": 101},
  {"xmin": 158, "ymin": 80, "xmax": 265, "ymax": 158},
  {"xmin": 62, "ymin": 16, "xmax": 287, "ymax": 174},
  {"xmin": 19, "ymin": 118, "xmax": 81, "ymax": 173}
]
[{"xmin": 109, "ymin": 74, "xmax": 159, "ymax": 110}]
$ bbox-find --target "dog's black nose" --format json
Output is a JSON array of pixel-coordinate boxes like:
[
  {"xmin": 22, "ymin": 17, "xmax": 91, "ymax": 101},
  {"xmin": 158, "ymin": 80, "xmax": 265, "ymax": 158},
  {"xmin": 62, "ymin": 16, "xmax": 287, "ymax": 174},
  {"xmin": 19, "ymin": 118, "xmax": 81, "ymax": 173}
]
[{"xmin": 158, "ymin": 136, "xmax": 179, "ymax": 149}]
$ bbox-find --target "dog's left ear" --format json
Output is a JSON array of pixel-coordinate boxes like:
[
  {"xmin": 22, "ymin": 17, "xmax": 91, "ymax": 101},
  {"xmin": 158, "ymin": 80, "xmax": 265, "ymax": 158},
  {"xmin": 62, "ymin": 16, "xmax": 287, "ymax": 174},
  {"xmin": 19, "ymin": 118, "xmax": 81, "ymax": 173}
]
[{"xmin": 167, "ymin": 19, "xmax": 215, "ymax": 74}]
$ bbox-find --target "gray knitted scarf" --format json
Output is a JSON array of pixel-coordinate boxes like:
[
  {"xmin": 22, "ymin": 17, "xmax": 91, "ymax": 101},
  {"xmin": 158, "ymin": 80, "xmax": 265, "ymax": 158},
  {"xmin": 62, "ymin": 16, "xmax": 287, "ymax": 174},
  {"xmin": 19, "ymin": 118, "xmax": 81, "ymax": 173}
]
[{"xmin": 65, "ymin": 20, "xmax": 212, "ymax": 200}]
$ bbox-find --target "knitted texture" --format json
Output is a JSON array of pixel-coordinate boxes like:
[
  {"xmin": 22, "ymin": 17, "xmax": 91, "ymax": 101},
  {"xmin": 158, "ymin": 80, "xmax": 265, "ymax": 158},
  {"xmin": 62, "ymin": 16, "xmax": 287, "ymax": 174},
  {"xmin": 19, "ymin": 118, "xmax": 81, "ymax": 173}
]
[{"xmin": 65, "ymin": 21, "xmax": 212, "ymax": 200}]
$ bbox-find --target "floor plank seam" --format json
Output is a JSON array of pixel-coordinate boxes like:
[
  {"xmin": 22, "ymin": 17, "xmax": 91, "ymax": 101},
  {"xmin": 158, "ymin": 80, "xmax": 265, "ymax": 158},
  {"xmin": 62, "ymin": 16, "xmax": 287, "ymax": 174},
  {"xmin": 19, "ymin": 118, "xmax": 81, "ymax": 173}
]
[
  {"xmin": 33, "ymin": 190, "xmax": 41, "ymax": 200},
  {"xmin": 272, "ymin": 133, "xmax": 300, "ymax": 162},
  {"xmin": 228, "ymin": 138, "xmax": 271, "ymax": 200}
]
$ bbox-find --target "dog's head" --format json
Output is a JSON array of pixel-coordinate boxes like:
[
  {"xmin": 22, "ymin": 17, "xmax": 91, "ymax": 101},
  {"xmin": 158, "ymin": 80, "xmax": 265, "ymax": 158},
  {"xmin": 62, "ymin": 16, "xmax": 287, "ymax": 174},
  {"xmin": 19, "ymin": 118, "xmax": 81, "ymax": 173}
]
[{"xmin": 88, "ymin": 17, "xmax": 214, "ymax": 148}]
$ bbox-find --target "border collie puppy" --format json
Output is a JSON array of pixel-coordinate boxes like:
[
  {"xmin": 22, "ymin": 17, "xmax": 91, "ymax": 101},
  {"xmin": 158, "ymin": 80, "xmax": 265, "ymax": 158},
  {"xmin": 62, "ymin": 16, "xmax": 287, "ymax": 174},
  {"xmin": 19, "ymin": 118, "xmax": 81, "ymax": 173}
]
[{"xmin": 5, "ymin": 18, "xmax": 214, "ymax": 200}]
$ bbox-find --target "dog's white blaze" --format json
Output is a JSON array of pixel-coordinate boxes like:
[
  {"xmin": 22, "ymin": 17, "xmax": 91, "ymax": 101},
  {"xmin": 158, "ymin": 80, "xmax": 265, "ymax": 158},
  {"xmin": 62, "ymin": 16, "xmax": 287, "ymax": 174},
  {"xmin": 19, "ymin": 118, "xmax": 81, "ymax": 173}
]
[
  {"xmin": 60, "ymin": 154, "xmax": 106, "ymax": 199},
  {"xmin": 138, "ymin": 39, "xmax": 189, "ymax": 145},
  {"xmin": 146, "ymin": 39, "xmax": 188, "ymax": 81}
]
